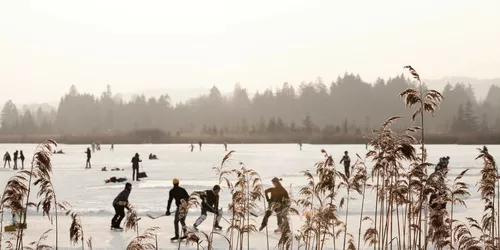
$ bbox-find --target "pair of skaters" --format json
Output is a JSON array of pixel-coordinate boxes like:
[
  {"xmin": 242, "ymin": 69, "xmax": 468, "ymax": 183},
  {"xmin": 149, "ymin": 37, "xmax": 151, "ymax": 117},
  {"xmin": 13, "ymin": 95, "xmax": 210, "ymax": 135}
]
[{"xmin": 111, "ymin": 177, "xmax": 290, "ymax": 241}]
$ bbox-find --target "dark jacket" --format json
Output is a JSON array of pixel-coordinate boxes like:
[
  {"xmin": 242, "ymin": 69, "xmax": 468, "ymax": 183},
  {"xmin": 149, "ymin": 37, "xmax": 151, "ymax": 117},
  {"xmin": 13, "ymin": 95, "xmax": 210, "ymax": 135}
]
[
  {"xmin": 166, "ymin": 184, "xmax": 189, "ymax": 212},
  {"xmin": 265, "ymin": 185, "xmax": 289, "ymax": 204},
  {"xmin": 113, "ymin": 189, "xmax": 131, "ymax": 205},
  {"xmin": 4, "ymin": 153, "xmax": 11, "ymax": 161},
  {"xmin": 20, "ymin": 152, "xmax": 25, "ymax": 161},
  {"xmin": 86, "ymin": 149, "xmax": 91, "ymax": 158},
  {"xmin": 13, "ymin": 151, "xmax": 18, "ymax": 161},
  {"xmin": 340, "ymin": 155, "xmax": 351, "ymax": 166},
  {"xmin": 201, "ymin": 190, "xmax": 219, "ymax": 210},
  {"xmin": 131, "ymin": 156, "xmax": 141, "ymax": 168}
]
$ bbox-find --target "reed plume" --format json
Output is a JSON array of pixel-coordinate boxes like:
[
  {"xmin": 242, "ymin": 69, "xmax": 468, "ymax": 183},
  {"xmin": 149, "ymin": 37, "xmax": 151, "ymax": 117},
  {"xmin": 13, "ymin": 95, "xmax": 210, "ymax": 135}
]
[
  {"xmin": 67, "ymin": 210, "xmax": 85, "ymax": 250},
  {"xmin": 126, "ymin": 227, "xmax": 160, "ymax": 250},
  {"xmin": 24, "ymin": 229, "xmax": 54, "ymax": 250}
]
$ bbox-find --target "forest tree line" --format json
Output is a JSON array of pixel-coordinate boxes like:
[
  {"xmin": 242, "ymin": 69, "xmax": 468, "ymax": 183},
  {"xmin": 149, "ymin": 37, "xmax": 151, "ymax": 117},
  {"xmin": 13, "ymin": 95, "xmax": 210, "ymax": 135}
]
[{"xmin": 1, "ymin": 73, "xmax": 500, "ymax": 140}]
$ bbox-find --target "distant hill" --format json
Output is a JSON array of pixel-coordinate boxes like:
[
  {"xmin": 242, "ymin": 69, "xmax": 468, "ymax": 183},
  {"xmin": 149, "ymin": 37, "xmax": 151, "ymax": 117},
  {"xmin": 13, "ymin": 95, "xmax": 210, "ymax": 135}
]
[{"xmin": 423, "ymin": 77, "xmax": 500, "ymax": 101}]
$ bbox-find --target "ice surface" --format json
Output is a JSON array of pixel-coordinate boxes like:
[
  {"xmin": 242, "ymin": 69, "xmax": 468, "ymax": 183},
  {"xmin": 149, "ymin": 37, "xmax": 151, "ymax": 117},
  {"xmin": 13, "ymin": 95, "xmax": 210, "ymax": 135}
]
[{"xmin": 0, "ymin": 143, "xmax": 498, "ymax": 249}]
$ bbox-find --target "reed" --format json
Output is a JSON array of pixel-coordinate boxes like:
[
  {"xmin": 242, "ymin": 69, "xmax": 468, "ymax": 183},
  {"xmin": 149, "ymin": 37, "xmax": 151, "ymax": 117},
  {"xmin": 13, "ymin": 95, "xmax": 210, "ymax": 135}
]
[{"xmin": 126, "ymin": 227, "xmax": 160, "ymax": 250}]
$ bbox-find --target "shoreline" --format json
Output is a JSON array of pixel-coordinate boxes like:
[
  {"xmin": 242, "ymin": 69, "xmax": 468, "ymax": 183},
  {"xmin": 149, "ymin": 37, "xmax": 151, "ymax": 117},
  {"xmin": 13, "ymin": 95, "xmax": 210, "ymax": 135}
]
[{"xmin": 0, "ymin": 132, "xmax": 499, "ymax": 145}]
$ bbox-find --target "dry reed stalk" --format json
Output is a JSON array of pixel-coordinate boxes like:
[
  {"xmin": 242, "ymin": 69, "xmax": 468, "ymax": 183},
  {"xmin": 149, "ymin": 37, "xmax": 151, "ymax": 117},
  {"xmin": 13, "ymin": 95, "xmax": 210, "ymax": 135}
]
[
  {"xmin": 126, "ymin": 227, "xmax": 160, "ymax": 250},
  {"xmin": 476, "ymin": 146, "xmax": 497, "ymax": 249},
  {"xmin": 401, "ymin": 65, "xmax": 443, "ymax": 250},
  {"xmin": 16, "ymin": 140, "xmax": 57, "ymax": 250},
  {"xmin": 23, "ymin": 229, "xmax": 54, "ymax": 250}
]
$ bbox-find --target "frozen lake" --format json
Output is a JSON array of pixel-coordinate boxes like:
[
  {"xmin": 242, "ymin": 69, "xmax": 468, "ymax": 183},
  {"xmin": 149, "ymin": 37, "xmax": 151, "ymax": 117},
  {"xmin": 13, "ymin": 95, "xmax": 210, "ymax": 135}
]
[{"xmin": 0, "ymin": 143, "xmax": 498, "ymax": 249}]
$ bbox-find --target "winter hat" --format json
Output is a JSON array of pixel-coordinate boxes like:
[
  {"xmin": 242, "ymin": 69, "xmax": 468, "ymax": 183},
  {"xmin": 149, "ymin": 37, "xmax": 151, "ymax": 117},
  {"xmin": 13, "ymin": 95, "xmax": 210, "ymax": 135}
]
[
  {"xmin": 213, "ymin": 185, "xmax": 221, "ymax": 191},
  {"xmin": 173, "ymin": 178, "xmax": 180, "ymax": 185},
  {"xmin": 271, "ymin": 177, "xmax": 282, "ymax": 183}
]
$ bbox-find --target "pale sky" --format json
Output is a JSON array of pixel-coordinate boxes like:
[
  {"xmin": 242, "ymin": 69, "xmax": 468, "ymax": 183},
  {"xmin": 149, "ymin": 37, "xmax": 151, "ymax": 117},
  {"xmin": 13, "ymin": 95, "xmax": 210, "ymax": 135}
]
[{"xmin": 1, "ymin": 0, "xmax": 499, "ymax": 104}]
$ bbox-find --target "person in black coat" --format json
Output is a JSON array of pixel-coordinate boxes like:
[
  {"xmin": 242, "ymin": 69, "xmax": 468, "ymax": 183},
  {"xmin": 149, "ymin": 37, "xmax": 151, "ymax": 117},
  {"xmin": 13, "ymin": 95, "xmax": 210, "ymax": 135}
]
[
  {"xmin": 85, "ymin": 147, "xmax": 91, "ymax": 169},
  {"xmin": 20, "ymin": 150, "xmax": 25, "ymax": 170},
  {"xmin": 260, "ymin": 177, "xmax": 290, "ymax": 232},
  {"xmin": 13, "ymin": 150, "xmax": 18, "ymax": 170},
  {"xmin": 193, "ymin": 185, "xmax": 222, "ymax": 231},
  {"xmin": 131, "ymin": 153, "xmax": 142, "ymax": 181},
  {"xmin": 3, "ymin": 152, "xmax": 11, "ymax": 168},
  {"xmin": 165, "ymin": 178, "xmax": 190, "ymax": 241},
  {"xmin": 340, "ymin": 151, "xmax": 351, "ymax": 178},
  {"xmin": 111, "ymin": 182, "xmax": 132, "ymax": 229}
]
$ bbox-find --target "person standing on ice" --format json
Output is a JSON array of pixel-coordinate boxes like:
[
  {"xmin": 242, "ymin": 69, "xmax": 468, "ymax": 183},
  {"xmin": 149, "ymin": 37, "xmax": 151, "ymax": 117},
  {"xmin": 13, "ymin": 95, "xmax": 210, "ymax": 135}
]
[
  {"xmin": 85, "ymin": 147, "xmax": 92, "ymax": 169},
  {"xmin": 223, "ymin": 142, "xmax": 227, "ymax": 151},
  {"xmin": 259, "ymin": 177, "xmax": 289, "ymax": 233},
  {"xmin": 111, "ymin": 182, "xmax": 132, "ymax": 230},
  {"xmin": 340, "ymin": 151, "xmax": 351, "ymax": 178},
  {"xmin": 193, "ymin": 185, "xmax": 222, "ymax": 231},
  {"xmin": 165, "ymin": 178, "xmax": 189, "ymax": 241},
  {"xmin": 20, "ymin": 150, "xmax": 25, "ymax": 170},
  {"xmin": 3, "ymin": 151, "xmax": 11, "ymax": 168},
  {"xmin": 190, "ymin": 143, "xmax": 194, "ymax": 152},
  {"xmin": 198, "ymin": 140, "xmax": 202, "ymax": 151},
  {"xmin": 13, "ymin": 150, "xmax": 18, "ymax": 170},
  {"xmin": 131, "ymin": 153, "xmax": 142, "ymax": 181}
]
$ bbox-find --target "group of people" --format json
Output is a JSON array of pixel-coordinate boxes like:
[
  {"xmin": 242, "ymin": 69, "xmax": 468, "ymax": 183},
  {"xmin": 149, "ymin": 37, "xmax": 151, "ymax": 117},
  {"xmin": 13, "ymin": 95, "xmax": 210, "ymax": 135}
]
[
  {"xmin": 111, "ymin": 177, "xmax": 290, "ymax": 241},
  {"xmin": 189, "ymin": 141, "xmax": 229, "ymax": 152},
  {"xmin": 3, "ymin": 150, "xmax": 26, "ymax": 170}
]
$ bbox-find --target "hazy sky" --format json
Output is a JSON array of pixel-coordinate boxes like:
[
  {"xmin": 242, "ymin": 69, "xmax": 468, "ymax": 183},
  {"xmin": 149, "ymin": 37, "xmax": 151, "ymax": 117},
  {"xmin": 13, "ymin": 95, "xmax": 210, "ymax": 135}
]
[{"xmin": 1, "ymin": 0, "xmax": 499, "ymax": 104}]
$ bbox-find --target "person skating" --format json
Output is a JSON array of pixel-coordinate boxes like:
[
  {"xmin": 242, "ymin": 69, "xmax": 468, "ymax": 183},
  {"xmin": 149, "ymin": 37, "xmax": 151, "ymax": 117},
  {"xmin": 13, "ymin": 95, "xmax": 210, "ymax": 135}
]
[
  {"xmin": 111, "ymin": 144, "xmax": 114, "ymax": 151},
  {"xmin": 198, "ymin": 140, "xmax": 202, "ymax": 151},
  {"xmin": 298, "ymin": 142, "xmax": 302, "ymax": 151},
  {"xmin": 190, "ymin": 143, "xmax": 194, "ymax": 152},
  {"xmin": 131, "ymin": 153, "xmax": 142, "ymax": 181},
  {"xmin": 13, "ymin": 150, "xmax": 18, "ymax": 170},
  {"xmin": 3, "ymin": 152, "xmax": 11, "ymax": 168},
  {"xmin": 259, "ymin": 177, "xmax": 290, "ymax": 233},
  {"xmin": 223, "ymin": 142, "xmax": 227, "ymax": 152},
  {"xmin": 193, "ymin": 185, "xmax": 222, "ymax": 231},
  {"xmin": 20, "ymin": 150, "xmax": 25, "ymax": 170},
  {"xmin": 85, "ymin": 147, "xmax": 92, "ymax": 169},
  {"xmin": 165, "ymin": 178, "xmax": 190, "ymax": 241},
  {"xmin": 111, "ymin": 182, "xmax": 132, "ymax": 230},
  {"xmin": 340, "ymin": 151, "xmax": 351, "ymax": 178}
]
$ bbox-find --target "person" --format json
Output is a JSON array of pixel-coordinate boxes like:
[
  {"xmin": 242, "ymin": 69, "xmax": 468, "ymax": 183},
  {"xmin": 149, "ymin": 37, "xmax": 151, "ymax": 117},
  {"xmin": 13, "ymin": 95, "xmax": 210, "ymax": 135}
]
[
  {"xmin": 105, "ymin": 176, "xmax": 128, "ymax": 184},
  {"xmin": 340, "ymin": 151, "xmax": 351, "ymax": 178},
  {"xmin": 259, "ymin": 177, "xmax": 290, "ymax": 233},
  {"xmin": 3, "ymin": 152, "xmax": 11, "ymax": 168},
  {"xmin": 131, "ymin": 153, "xmax": 142, "ymax": 181},
  {"xmin": 435, "ymin": 156, "xmax": 450, "ymax": 176},
  {"xmin": 223, "ymin": 142, "xmax": 227, "ymax": 152},
  {"xmin": 91, "ymin": 142, "xmax": 95, "ymax": 153},
  {"xmin": 193, "ymin": 185, "xmax": 222, "ymax": 231},
  {"xmin": 85, "ymin": 147, "xmax": 92, "ymax": 169},
  {"xmin": 20, "ymin": 150, "xmax": 25, "ymax": 170},
  {"xmin": 111, "ymin": 182, "xmax": 132, "ymax": 230},
  {"xmin": 13, "ymin": 150, "xmax": 18, "ymax": 170},
  {"xmin": 165, "ymin": 178, "xmax": 190, "ymax": 241},
  {"xmin": 190, "ymin": 143, "xmax": 194, "ymax": 152},
  {"xmin": 298, "ymin": 142, "xmax": 302, "ymax": 151},
  {"xmin": 111, "ymin": 144, "xmax": 114, "ymax": 151},
  {"xmin": 198, "ymin": 140, "xmax": 202, "ymax": 151}
]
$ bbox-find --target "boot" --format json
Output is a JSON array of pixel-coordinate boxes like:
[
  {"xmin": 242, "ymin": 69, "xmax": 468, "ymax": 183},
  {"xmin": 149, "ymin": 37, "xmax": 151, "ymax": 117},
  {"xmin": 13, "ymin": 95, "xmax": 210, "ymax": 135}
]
[{"xmin": 214, "ymin": 224, "xmax": 222, "ymax": 230}]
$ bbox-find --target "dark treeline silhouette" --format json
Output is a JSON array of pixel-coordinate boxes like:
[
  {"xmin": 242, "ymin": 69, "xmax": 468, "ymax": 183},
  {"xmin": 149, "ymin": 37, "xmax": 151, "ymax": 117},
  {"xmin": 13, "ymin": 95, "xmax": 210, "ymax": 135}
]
[{"xmin": 1, "ymin": 73, "xmax": 500, "ymax": 143}]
